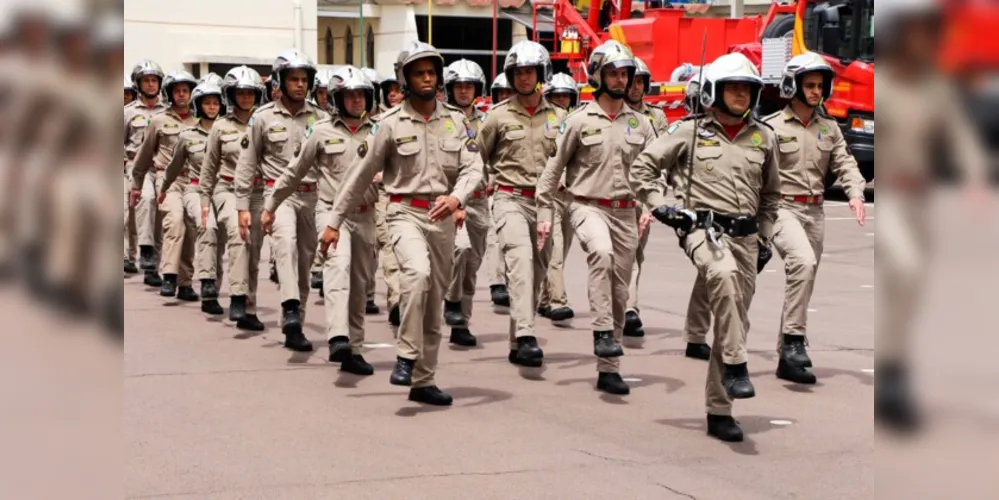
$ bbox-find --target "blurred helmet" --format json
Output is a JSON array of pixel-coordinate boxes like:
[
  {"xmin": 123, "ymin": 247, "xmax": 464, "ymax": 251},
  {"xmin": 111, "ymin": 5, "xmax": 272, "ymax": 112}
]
[
  {"xmin": 445, "ymin": 59, "xmax": 487, "ymax": 104},
  {"xmin": 124, "ymin": 71, "xmax": 137, "ymax": 96},
  {"xmin": 544, "ymin": 73, "xmax": 578, "ymax": 107},
  {"xmin": 313, "ymin": 68, "xmax": 336, "ymax": 100},
  {"xmin": 700, "ymin": 53, "xmax": 762, "ymax": 114},
  {"xmin": 585, "ymin": 40, "xmax": 635, "ymax": 96},
  {"xmin": 192, "ymin": 81, "xmax": 226, "ymax": 119},
  {"xmin": 394, "ymin": 40, "xmax": 445, "ymax": 98},
  {"xmin": 200, "ymin": 72, "xmax": 224, "ymax": 88},
  {"xmin": 330, "ymin": 65, "xmax": 376, "ymax": 116},
  {"xmin": 633, "ymin": 57, "xmax": 652, "ymax": 95},
  {"xmin": 684, "ymin": 65, "xmax": 708, "ymax": 115},
  {"xmin": 490, "ymin": 73, "xmax": 513, "ymax": 103},
  {"xmin": 162, "ymin": 70, "xmax": 198, "ymax": 105},
  {"xmin": 361, "ymin": 68, "xmax": 381, "ymax": 107},
  {"xmin": 131, "ymin": 59, "xmax": 164, "ymax": 88},
  {"xmin": 272, "ymin": 48, "xmax": 318, "ymax": 92},
  {"xmin": 223, "ymin": 65, "xmax": 265, "ymax": 109},
  {"xmin": 779, "ymin": 52, "xmax": 835, "ymax": 102},
  {"xmin": 503, "ymin": 40, "xmax": 552, "ymax": 94}
]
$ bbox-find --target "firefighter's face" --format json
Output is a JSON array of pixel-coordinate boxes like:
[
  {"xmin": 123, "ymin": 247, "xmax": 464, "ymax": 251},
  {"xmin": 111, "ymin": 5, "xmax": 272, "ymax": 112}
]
[
  {"xmin": 549, "ymin": 93, "xmax": 572, "ymax": 109},
  {"xmin": 342, "ymin": 89, "xmax": 367, "ymax": 117},
  {"xmin": 385, "ymin": 83, "xmax": 404, "ymax": 106},
  {"xmin": 314, "ymin": 87, "xmax": 329, "ymax": 108},
  {"xmin": 171, "ymin": 83, "xmax": 192, "ymax": 108},
  {"xmin": 406, "ymin": 59, "xmax": 439, "ymax": 97},
  {"xmin": 233, "ymin": 88, "xmax": 257, "ymax": 111},
  {"xmin": 200, "ymin": 95, "xmax": 221, "ymax": 119},
  {"xmin": 800, "ymin": 73, "xmax": 825, "ymax": 106},
  {"xmin": 627, "ymin": 76, "xmax": 646, "ymax": 102},
  {"xmin": 602, "ymin": 66, "xmax": 630, "ymax": 94},
  {"xmin": 271, "ymin": 86, "xmax": 282, "ymax": 101},
  {"xmin": 496, "ymin": 89, "xmax": 514, "ymax": 102},
  {"xmin": 452, "ymin": 81, "xmax": 476, "ymax": 107},
  {"xmin": 124, "ymin": 89, "xmax": 136, "ymax": 105},
  {"xmin": 722, "ymin": 82, "xmax": 751, "ymax": 115},
  {"xmin": 514, "ymin": 66, "xmax": 538, "ymax": 95},
  {"xmin": 283, "ymin": 69, "xmax": 310, "ymax": 101},
  {"xmin": 139, "ymin": 75, "xmax": 160, "ymax": 97}
]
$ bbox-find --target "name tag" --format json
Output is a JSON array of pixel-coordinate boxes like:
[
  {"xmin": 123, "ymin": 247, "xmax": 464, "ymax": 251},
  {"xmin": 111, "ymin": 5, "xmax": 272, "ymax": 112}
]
[
  {"xmin": 505, "ymin": 124, "xmax": 525, "ymax": 132},
  {"xmin": 778, "ymin": 135, "xmax": 797, "ymax": 144},
  {"xmin": 697, "ymin": 139, "xmax": 721, "ymax": 148},
  {"xmin": 325, "ymin": 138, "xmax": 345, "ymax": 145},
  {"xmin": 395, "ymin": 136, "xmax": 417, "ymax": 145},
  {"xmin": 581, "ymin": 128, "xmax": 602, "ymax": 138},
  {"xmin": 268, "ymin": 125, "xmax": 288, "ymax": 133}
]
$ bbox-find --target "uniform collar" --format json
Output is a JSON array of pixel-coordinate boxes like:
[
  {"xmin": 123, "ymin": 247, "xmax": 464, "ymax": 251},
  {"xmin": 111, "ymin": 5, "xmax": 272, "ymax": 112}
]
[
  {"xmin": 585, "ymin": 100, "xmax": 637, "ymax": 122},
  {"xmin": 399, "ymin": 99, "xmax": 446, "ymax": 122},
  {"xmin": 137, "ymin": 98, "xmax": 165, "ymax": 110},
  {"xmin": 274, "ymin": 97, "xmax": 317, "ymax": 117},
  {"xmin": 507, "ymin": 95, "xmax": 553, "ymax": 117},
  {"xmin": 165, "ymin": 107, "xmax": 191, "ymax": 122},
  {"xmin": 782, "ymin": 104, "xmax": 816, "ymax": 127},
  {"xmin": 702, "ymin": 111, "xmax": 756, "ymax": 138},
  {"xmin": 333, "ymin": 115, "xmax": 373, "ymax": 133},
  {"xmin": 195, "ymin": 119, "xmax": 213, "ymax": 134}
]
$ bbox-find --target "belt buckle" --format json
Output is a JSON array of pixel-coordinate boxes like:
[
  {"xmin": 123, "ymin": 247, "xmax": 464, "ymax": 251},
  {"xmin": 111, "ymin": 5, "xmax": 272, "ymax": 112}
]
[{"xmin": 612, "ymin": 200, "xmax": 621, "ymax": 209}]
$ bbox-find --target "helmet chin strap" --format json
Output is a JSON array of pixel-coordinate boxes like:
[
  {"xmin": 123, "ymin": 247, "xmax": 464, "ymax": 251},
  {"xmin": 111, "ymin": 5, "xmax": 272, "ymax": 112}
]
[
  {"xmin": 410, "ymin": 88, "xmax": 436, "ymax": 101},
  {"xmin": 604, "ymin": 88, "xmax": 626, "ymax": 100}
]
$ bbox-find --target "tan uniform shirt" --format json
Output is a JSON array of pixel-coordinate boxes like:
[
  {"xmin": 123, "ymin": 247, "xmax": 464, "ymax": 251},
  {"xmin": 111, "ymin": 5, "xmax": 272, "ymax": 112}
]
[
  {"xmin": 629, "ymin": 113, "xmax": 781, "ymax": 238},
  {"xmin": 324, "ymin": 100, "xmax": 485, "ymax": 230},
  {"xmin": 198, "ymin": 113, "xmax": 251, "ymax": 207},
  {"xmin": 767, "ymin": 105, "xmax": 865, "ymax": 201},
  {"xmin": 131, "ymin": 108, "xmax": 198, "ymax": 190},
  {"xmin": 634, "ymin": 102, "xmax": 669, "ymax": 137},
  {"xmin": 232, "ymin": 99, "xmax": 330, "ymax": 211},
  {"xmin": 123, "ymin": 98, "xmax": 167, "ymax": 167},
  {"xmin": 479, "ymin": 97, "xmax": 567, "ymax": 190},
  {"xmin": 265, "ymin": 116, "xmax": 379, "ymax": 214},
  {"xmin": 537, "ymin": 102, "xmax": 656, "ymax": 223},
  {"xmin": 161, "ymin": 121, "xmax": 212, "ymax": 194}
]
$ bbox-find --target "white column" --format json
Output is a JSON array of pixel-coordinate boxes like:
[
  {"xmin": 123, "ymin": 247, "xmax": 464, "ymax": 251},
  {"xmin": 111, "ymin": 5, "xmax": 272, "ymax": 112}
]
[
  {"xmin": 377, "ymin": 5, "xmax": 420, "ymax": 79},
  {"xmin": 511, "ymin": 21, "xmax": 528, "ymax": 44}
]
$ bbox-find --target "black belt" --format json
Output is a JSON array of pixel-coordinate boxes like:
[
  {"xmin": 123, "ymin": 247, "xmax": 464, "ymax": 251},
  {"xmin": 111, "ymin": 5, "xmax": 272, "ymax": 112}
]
[{"xmin": 694, "ymin": 210, "xmax": 758, "ymax": 237}]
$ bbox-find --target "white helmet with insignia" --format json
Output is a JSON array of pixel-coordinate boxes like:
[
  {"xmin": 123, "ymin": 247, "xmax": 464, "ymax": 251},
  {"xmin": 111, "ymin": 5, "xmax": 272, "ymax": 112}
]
[
  {"xmin": 223, "ymin": 65, "xmax": 265, "ymax": 110},
  {"xmin": 445, "ymin": 59, "xmax": 487, "ymax": 101},
  {"xmin": 124, "ymin": 71, "xmax": 137, "ymax": 98},
  {"xmin": 490, "ymin": 73, "xmax": 513, "ymax": 103},
  {"xmin": 192, "ymin": 80, "xmax": 226, "ymax": 119},
  {"xmin": 394, "ymin": 40, "xmax": 445, "ymax": 99},
  {"xmin": 200, "ymin": 72, "xmax": 224, "ymax": 88},
  {"xmin": 633, "ymin": 57, "xmax": 652, "ymax": 96},
  {"xmin": 131, "ymin": 59, "xmax": 165, "ymax": 97},
  {"xmin": 330, "ymin": 65, "xmax": 377, "ymax": 117},
  {"xmin": 544, "ymin": 73, "xmax": 578, "ymax": 107},
  {"xmin": 585, "ymin": 40, "xmax": 636, "ymax": 98},
  {"xmin": 779, "ymin": 52, "xmax": 835, "ymax": 103},
  {"xmin": 314, "ymin": 68, "xmax": 337, "ymax": 99},
  {"xmin": 503, "ymin": 40, "xmax": 553, "ymax": 94},
  {"xmin": 162, "ymin": 70, "xmax": 198, "ymax": 106},
  {"xmin": 272, "ymin": 48, "xmax": 318, "ymax": 93},
  {"xmin": 700, "ymin": 53, "xmax": 762, "ymax": 116}
]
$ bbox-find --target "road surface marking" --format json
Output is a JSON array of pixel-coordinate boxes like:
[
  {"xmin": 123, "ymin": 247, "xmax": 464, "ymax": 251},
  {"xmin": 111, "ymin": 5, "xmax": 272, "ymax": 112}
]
[
  {"xmin": 623, "ymin": 377, "xmax": 643, "ymax": 383},
  {"xmin": 861, "ymin": 369, "xmax": 874, "ymax": 374},
  {"xmin": 363, "ymin": 343, "xmax": 394, "ymax": 349},
  {"xmin": 861, "ymin": 285, "xmax": 874, "ymax": 289},
  {"xmin": 770, "ymin": 420, "xmax": 794, "ymax": 426}
]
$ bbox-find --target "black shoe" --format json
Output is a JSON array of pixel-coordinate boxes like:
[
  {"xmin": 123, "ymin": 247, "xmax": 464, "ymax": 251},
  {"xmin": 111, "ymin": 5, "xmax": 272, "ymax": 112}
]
[
  {"xmin": 623, "ymin": 311, "xmax": 645, "ymax": 338},
  {"xmin": 341, "ymin": 354, "xmax": 374, "ymax": 376},
  {"xmin": 597, "ymin": 372, "xmax": 631, "ymax": 395},
  {"xmin": 310, "ymin": 272, "xmax": 322, "ymax": 290},
  {"xmin": 537, "ymin": 305, "xmax": 551, "ymax": 318},
  {"xmin": 160, "ymin": 274, "xmax": 178, "ymax": 297},
  {"xmin": 229, "ymin": 295, "xmax": 247, "ymax": 321},
  {"xmin": 780, "ymin": 334, "xmax": 812, "ymax": 368},
  {"xmin": 365, "ymin": 299, "xmax": 380, "ymax": 315},
  {"xmin": 490, "ymin": 284, "xmax": 510, "ymax": 307},
  {"xmin": 685, "ymin": 342, "xmax": 711, "ymax": 360},
  {"xmin": 593, "ymin": 331, "xmax": 623, "ymax": 358},
  {"xmin": 236, "ymin": 314, "xmax": 265, "ymax": 332},
  {"xmin": 389, "ymin": 357, "xmax": 415, "ymax": 386},
  {"xmin": 508, "ymin": 336, "xmax": 544, "ymax": 367},
  {"xmin": 776, "ymin": 359, "xmax": 817, "ymax": 384},
  {"xmin": 124, "ymin": 259, "xmax": 139, "ymax": 274},
  {"xmin": 449, "ymin": 327, "xmax": 477, "ymax": 347},
  {"xmin": 201, "ymin": 299, "xmax": 224, "ymax": 316},
  {"xmin": 707, "ymin": 414, "xmax": 744, "ymax": 442},
  {"xmin": 408, "ymin": 386, "xmax": 453, "ymax": 406},
  {"xmin": 177, "ymin": 286, "xmax": 199, "ymax": 302},
  {"xmin": 388, "ymin": 305, "xmax": 401, "ymax": 327},
  {"xmin": 328, "ymin": 336, "xmax": 351, "ymax": 363},
  {"xmin": 875, "ymin": 362, "xmax": 921, "ymax": 433},
  {"xmin": 444, "ymin": 300, "xmax": 464, "ymax": 326},
  {"xmin": 549, "ymin": 306, "xmax": 575, "ymax": 322},
  {"xmin": 723, "ymin": 363, "xmax": 756, "ymax": 399},
  {"xmin": 269, "ymin": 262, "xmax": 279, "ymax": 284},
  {"xmin": 144, "ymin": 271, "xmax": 163, "ymax": 288},
  {"xmin": 139, "ymin": 246, "xmax": 156, "ymax": 271},
  {"xmin": 281, "ymin": 301, "xmax": 312, "ymax": 352},
  {"xmin": 200, "ymin": 279, "xmax": 219, "ymax": 299}
]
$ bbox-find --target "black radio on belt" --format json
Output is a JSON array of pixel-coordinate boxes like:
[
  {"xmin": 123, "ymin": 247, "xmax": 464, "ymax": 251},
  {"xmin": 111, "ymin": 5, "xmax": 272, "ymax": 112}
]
[{"xmin": 694, "ymin": 210, "xmax": 758, "ymax": 237}]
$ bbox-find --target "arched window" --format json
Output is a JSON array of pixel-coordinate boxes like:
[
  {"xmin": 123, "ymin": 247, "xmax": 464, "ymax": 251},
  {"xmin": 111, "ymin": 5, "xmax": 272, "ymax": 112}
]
[
  {"xmin": 366, "ymin": 25, "xmax": 375, "ymax": 68},
  {"xmin": 324, "ymin": 27, "xmax": 334, "ymax": 64},
  {"xmin": 345, "ymin": 26, "xmax": 354, "ymax": 66}
]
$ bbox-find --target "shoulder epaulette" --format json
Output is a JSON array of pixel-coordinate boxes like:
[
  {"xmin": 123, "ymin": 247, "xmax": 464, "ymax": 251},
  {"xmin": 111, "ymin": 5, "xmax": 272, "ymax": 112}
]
[
  {"xmin": 125, "ymin": 101, "xmax": 138, "ymax": 110},
  {"xmin": 313, "ymin": 117, "xmax": 333, "ymax": 127},
  {"xmin": 550, "ymin": 102, "xmax": 568, "ymax": 112},
  {"xmin": 816, "ymin": 107, "xmax": 831, "ymax": 119},
  {"xmin": 680, "ymin": 113, "xmax": 705, "ymax": 122},
  {"xmin": 752, "ymin": 117, "xmax": 775, "ymax": 131},
  {"xmin": 257, "ymin": 102, "xmax": 276, "ymax": 112}
]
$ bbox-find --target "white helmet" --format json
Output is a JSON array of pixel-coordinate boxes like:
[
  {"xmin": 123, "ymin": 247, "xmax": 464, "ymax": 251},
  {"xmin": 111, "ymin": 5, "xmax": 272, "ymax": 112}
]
[
  {"xmin": 131, "ymin": 59, "xmax": 164, "ymax": 97},
  {"xmin": 222, "ymin": 65, "xmax": 265, "ymax": 110},
  {"xmin": 490, "ymin": 73, "xmax": 513, "ymax": 103},
  {"xmin": 272, "ymin": 48, "xmax": 318, "ymax": 92},
  {"xmin": 503, "ymin": 40, "xmax": 553, "ymax": 93},
  {"xmin": 360, "ymin": 68, "xmax": 381, "ymax": 107},
  {"xmin": 313, "ymin": 68, "xmax": 336, "ymax": 100},
  {"xmin": 544, "ymin": 73, "xmax": 578, "ymax": 107},
  {"xmin": 700, "ymin": 53, "xmax": 762, "ymax": 114},
  {"xmin": 585, "ymin": 40, "xmax": 636, "ymax": 95},
  {"xmin": 162, "ymin": 70, "xmax": 198, "ymax": 105},
  {"xmin": 200, "ymin": 72, "xmax": 224, "ymax": 88},
  {"xmin": 445, "ymin": 59, "xmax": 487, "ymax": 103},
  {"xmin": 684, "ymin": 65, "xmax": 709, "ymax": 115},
  {"xmin": 124, "ymin": 71, "xmax": 137, "ymax": 96},
  {"xmin": 330, "ymin": 65, "xmax": 376, "ymax": 116},
  {"xmin": 394, "ymin": 40, "xmax": 445, "ymax": 97},
  {"xmin": 779, "ymin": 52, "xmax": 835, "ymax": 101},
  {"xmin": 633, "ymin": 57, "xmax": 652, "ymax": 95},
  {"xmin": 192, "ymin": 81, "xmax": 226, "ymax": 119}
]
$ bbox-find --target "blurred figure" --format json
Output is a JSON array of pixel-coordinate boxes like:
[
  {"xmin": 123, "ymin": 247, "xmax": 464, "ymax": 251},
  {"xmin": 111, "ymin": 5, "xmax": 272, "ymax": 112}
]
[
  {"xmin": 124, "ymin": 71, "xmax": 136, "ymax": 105},
  {"xmin": 378, "ymin": 74, "xmax": 403, "ymax": 114},
  {"xmin": 484, "ymin": 73, "xmax": 516, "ymax": 309}
]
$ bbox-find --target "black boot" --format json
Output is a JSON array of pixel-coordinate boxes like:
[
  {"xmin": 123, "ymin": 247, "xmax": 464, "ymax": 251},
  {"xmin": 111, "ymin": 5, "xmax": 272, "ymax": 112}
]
[
  {"xmin": 177, "ymin": 286, "xmax": 199, "ymax": 302},
  {"xmin": 443, "ymin": 300, "xmax": 464, "ymax": 326},
  {"xmin": 236, "ymin": 314, "xmax": 265, "ymax": 332},
  {"xmin": 365, "ymin": 298, "xmax": 380, "ymax": 315},
  {"xmin": 139, "ymin": 246, "xmax": 156, "ymax": 271},
  {"xmin": 389, "ymin": 357, "xmax": 415, "ymax": 386},
  {"xmin": 623, "ymin": 311, "xmax": 645, "ymax": 338},
  {"xmin": 723, "ymin": 363, "xmax": 756, "ymax": 399},
  {"xmin": 875, "ymin": 362, "xmax": 921, "ymax": 433},
  {"xmin": 200, "ymin": 279, "xmax": 219, "ymax": 300},
  {"xmin": 124, "ymin": 259, "xmax": 138, "ymax": 274},
  {"xmin": 408, "ymin": 386, "xmax": 453, "ymax": 406},
  {"xmin": 549, "ymin": 306, "xmax": 575, "ymax": 322},
  {"xmin": 449, "ymin": 327, "xmax": 477, "ymax": 347},
  {"xmin": 160, "ymin": 274, "xmax": 178, "ymax": 297},
  {"xmin": 685, "ymin": 342, "xmax": 711, "ymax": 360},
  {"xmin": 341, "ymin": 354, "xmax": 374, "ymax": 376},
  {"xmin": 229, "ymin": 295, "xmax": 247, "ymax": 321},
  {"xmin": 201, "ymin": 299, "xmax": 224, "ymax": 315},
  {"xmin": 310, "ymin": 271, "xmax": 322, "ymax": 290},
  {"xmin": 537, "ymin": 305, "xmax": 551, "ymax": 318},
  {"xmin": 490, "ymin": 284, "xmax": 510, "ymax": 307},
  {"xmin": 144, "ymin": 270, "xmax": 163, "ymax": 288},
  {"xmin": 593, "ymin": 331, "xmax": 623, "ymax": 358},
  {"xmin": 281, "ymin": 300, "xmax": 312, "ymax": 352},
  {"xmin": 707, "ymin": 414, "xmax": 744, "ymax": 442},
  {"xmin": 780, "ymin": 334, "xmax": 812, "ymax": 368},
  {"xmin": 388, "ymin": 305, "xmax": 401, "ymax": 327},
  {"xmin": 776, "ymin": 359, "xmax": 817, "ymax": 384},
  {"xmin": 508, "ymin": 336, "xmax": 544, "ymax": 367},
  {"xmin": 328, "ymin": 336, "xmax": 351, "ymax": 363},
  {"xmin": 597, "ymin": 372, "xmax": 630, "ymax": 395}
]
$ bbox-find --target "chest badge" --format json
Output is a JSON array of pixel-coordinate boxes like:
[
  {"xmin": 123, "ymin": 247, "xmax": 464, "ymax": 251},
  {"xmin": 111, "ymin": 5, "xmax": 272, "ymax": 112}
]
[
  {"xmin": 547, "ymin": 113, "xmax": 559, "ymax": 129},
  {"xmin": 751, "ymin": 132, "xmax": 763, "ymax": 149},
  {"xmin": 358, "ymin": 142, "xmax": 368, "ymax": 158},
  {"xmin": 627, "ymin": 117, "xmax": 639, "ymax": 129},
  {"xmin": 443, "ymin": 118, "xmax": 456, "ymax": 135},
  {"xmin": 241, "ymin": 136, "xmax": 249, "ymax": 149},
  {"xmin": 294, "ymin": 141, "xmax": 302, "ymax": 157}
]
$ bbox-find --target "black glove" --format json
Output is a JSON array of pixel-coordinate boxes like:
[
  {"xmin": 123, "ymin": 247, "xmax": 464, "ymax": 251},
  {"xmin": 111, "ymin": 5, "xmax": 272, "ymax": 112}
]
[
  {"xmin": 651, "ymin": 205, "xmax": 695, "ymax": 233},
  {"xmin": 757, "ymin": 238, "xmax": 773, "ymax": 274}
]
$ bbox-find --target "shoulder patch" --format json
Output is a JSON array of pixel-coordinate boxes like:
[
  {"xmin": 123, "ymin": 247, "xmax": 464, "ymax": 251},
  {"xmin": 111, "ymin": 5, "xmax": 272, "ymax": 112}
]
[
  {"xmin": 465, "ymin": 137, "xmax": 480, "ymax": 152},
  {"xmin": 369, "ymin": 123, "xmax": 380, "ymax": 136},
  {"xmin": 752, "ymin": 117, "xmax": 775, "ymax": 131},
  {"xmin": 558, "ymin": 121, "xmax": 567, "ymax": 135},
  {"xmin": 357, "ymin": 142, "xmax": 368, "ymax": 158}
]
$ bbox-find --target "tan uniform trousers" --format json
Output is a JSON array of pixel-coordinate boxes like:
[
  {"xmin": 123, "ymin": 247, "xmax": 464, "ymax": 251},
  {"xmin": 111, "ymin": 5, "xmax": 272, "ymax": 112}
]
[
  {"xmin": 321, "ymin": 202, "xmax": 377, "ymax": 353},
  {"xmin": 684, "ymin": 274, "xmax": 711, "ymax": 345},
  {"xmin": 374, "ymin": 189, "xmax": 401, "ymax": 309},
  {"xmin": 312, "ymin": 200, "xmax": 332, "ymax": 275},
  {"xmin": 124, "ymin": 172, "xmax": 136, "ymax": 261},
  {"xmin": 445, "ymin": 196, "xmax": 490, "ymax": 324},
  {"xmin": 876, "ymin": 193, "xmax": 926, "ymax": 363},
  {"xmin": 486, "ymin": 196, "xmax": 506, "ymax": 287},
  {"xmin": 626, "ymin": 208, "xmax": 651, "ymax": 314},
  {"xmin": 136, "ymin": 169, "xmax": 158, "ymax": 250},
  {"xmin": 539, "ymin": 189, "xmax": 573, "ymax": 309},
  {"xmin": 268, "ymin": 188, "xmax": 318, "ymax": 315},
  {"xmin": 182, "ymin": 186, "xmax": 223, "ymax": 282},
  {"xmin": 569, "ymin": 202, "xmax": 638, "ymax": 374},
  {"xmin": 388, "ymin": 201, "xmax": 455, "ymax": 389},
  {"xmin": 772, "ymin": 201, "xmax": 825, "ymax": 344},
  {"xmin": 214, "ymin": 185, "xmax": 265, "ymax": 314},
  {"xmin": 681, "ymin": 230, "xmax": 757, "ymax": 416},
  {"xmin": 158, "ymin": 174, "xmax": 195, "ymax": 285},
  {"xmin": 493, "ymin": 193, "xmax": 551, "ymax": 346}
]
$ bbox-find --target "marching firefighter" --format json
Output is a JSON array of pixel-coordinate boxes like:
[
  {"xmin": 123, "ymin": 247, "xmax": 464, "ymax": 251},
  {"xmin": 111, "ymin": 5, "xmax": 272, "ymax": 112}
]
[
  {"xmin": 378, "ymin": 74, "xmax": 404, "ymax": 113},
  {"xmin": 159, "ymin": 80, "xmax": 227, "ymax": 316},
  {"xmin": 124, "ymin": 71, "xmax": 136, "ymax": 106},
  {"xmin": 319, "ymin": 41, "xmax": 483, "ymax": 406},
  {"xmin": 235, "ymin": 49, "xmax": 330, "ymax": 352},
  {"xmin": 537, "ymin": 72, "xmax": 578, "ymax": 323},
  {"xmin": 537, "ymin": 40, "xmax": 656, "ymax": 395},
  {"xmin": 129, "ymin": 70, "xmax": 200, "ymax": 300},
  {"xmin": 442, "ymin": 58, "xmax": 489, "ymax": 347},
  {"xmin": 264, "ymin": 66, "xmax": 379, "ymax": 375},
  {"xmin": 372, "ymin": 71, "xmax": 406, "ymax": 326},
  {"xmin": 199, "ymin": 65, "xmax": 268, "ymax": 331},
  {"xmin": 360, "ymin": 66, "xmax": 383, "ymax": 315},
  {"xmin": 485, "ymin": 72, "xmax": 515, "ymax": 309},
  {"xmin": 629, "ymin": 53, "xmax": 781, "ymax": 442},
  {"xmin": 123, "ymin": 59, "xmax": 167, "ymax": 284},
  {"xmin": 308, "ymin": 67, "xmax": 337, "ymax": 295},
  {"xmin": 312, "ymin": 68, "xmax": 336, "ymax": 115}
]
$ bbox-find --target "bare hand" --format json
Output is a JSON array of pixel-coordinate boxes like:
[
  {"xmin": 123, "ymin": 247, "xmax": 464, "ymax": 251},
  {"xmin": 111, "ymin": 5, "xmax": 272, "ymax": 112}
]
[
  {"xmin": 261, "ymin": 210, "xmax": 275, "ymax": 234},
  {"xmin": 238, "ymin": 211, "xmax": 251, "ymax": 242},
  {"xmin": 319, "ymin": 226, "xmax": 340, "ymax": 255},
  {"xmin": 453, "ymin": 208, "xmax": 467, "ymax": 229},
  {"xmin": 201, "ymin": 207, "xmax": 209, "ymax": 228},
  {"xmin": 157, "ymin": 190, "xmax": 166, "ymax": 205},
  {"xmin": 639, "ymin": 213, "xmax": 653, "ymax": 237},
  {"xmin": 372, "ymin": 172, "xmax": 383, "ymax": 184},
  {"xmin": 429, "ymin": 195, "xmax": 460, "ymax": 223},
  {"xmin": 537, "ymin": 221, "xmax": 552, "ymax": 250},
  {"xmin": 129, "ymin": 188, "xmax": 141, "ymax": 208},
  {"xmin": 849, "ymin": 198, "xmax": 866, "ymax": 226}
]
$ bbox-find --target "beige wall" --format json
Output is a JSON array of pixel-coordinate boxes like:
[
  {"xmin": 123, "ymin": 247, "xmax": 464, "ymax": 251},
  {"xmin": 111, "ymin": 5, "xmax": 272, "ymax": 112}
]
[{"xmin": 317, "ymin": 18, "xmax": 382, "ymax": 68}]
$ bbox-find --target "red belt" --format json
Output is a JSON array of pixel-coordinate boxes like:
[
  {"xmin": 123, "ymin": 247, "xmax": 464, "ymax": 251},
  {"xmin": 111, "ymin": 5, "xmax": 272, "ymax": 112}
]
[
  {"xmin": 496, "ymin": 186, "xmax": 536, "ymax": 198},
  {"xmin": 574, "ymin": 196, "xmax": 636, "ymax": 209},
  {"xmin": 781, "ymin": 194, "xmax": 824, "ymax": 205},
  {"xmin": 264, "ymin": 179, "xmax": 316, "ymax": 192},
  {"xmin": 389, "ymin": 195, "xmax": 432, "ymax": 210},
  {"xmin": 220, "ymin": 175, "xmax": 261, "ymax": 185},
  {"xmin": 189, "ymin": 178, "xmax": 199, "ymax": 186}
]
